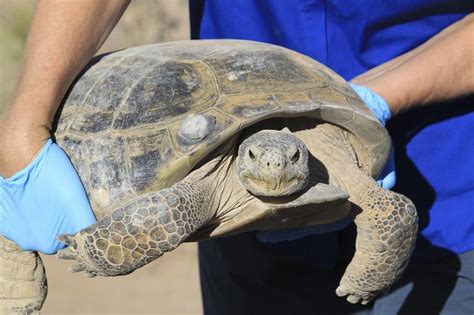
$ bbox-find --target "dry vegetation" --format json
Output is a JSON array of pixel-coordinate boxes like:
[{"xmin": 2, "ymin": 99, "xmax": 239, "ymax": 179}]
[
  {"xmin": 0, "ymin": 0, "xmax": 34, "ymax": 111},
  {"xmin": 0, "ymin": 0, "xmax": 190, "ymax": 112},
  {"xmin": 1, "ymin": 1, "xmax": 202, "ymax": 313}
]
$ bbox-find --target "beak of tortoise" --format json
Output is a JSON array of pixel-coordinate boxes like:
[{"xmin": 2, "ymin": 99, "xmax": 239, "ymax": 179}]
[{"xmin": 239, "ymin": 172, "xmax": 309, "ymax": 197}]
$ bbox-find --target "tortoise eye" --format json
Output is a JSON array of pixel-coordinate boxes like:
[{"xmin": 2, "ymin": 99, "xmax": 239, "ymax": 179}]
[
  {"xmin": 248, "ymin": 149, "xmax": 256, "ymax": 160},
  {"xmin": 290, "ymin": 150, "xmax": 300, "ymax": 163}
]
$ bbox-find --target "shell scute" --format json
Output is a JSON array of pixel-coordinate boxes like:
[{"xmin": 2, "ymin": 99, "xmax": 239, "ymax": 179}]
[
  {"xmin": 113, "ymin": 61, "xmax": 218, "ymax": 130},
  {"xmin": 204, "ymin": 50, "xmax": 316, "ymax": 94}
]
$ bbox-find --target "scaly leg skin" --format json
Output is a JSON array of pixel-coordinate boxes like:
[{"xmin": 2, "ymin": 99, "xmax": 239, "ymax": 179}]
[
  {"xmin": 57, "ymin": 178, "xmax": 214, "ymax": 277},
  {"xmin": 0, "ymin": 236, "xmax": 47, "ymax": 314},
  {"xmin": 336, "ymin": 187, "xmax": 418, "ymax": 305}
]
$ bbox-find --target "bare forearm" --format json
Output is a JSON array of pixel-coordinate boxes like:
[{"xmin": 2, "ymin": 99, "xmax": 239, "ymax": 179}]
[
  {"xmin": 353, "ymin": 14, "xmax": 474, "ymax": 115},
  {"xmin": 0, "ymin": 0, "xmax": 129, "ymax": 176}
]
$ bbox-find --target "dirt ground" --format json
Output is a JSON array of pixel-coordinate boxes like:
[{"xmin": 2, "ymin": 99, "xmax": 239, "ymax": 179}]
[
  {"xmin": 40, "ymin": 244, "xmax": 202, "ymax": 314},
  {"xmin": 2, "ymin": 1, "xmax": 203, "ymax": 313}
]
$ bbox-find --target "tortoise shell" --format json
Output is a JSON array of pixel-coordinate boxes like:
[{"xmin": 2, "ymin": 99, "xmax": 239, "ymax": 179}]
[{"xmin": 55, "ymin": 40, "xmax": 390, "ymax": 219}]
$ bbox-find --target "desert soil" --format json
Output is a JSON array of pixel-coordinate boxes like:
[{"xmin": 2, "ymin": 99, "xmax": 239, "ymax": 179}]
[{"xmin": 40, "ymin": 244, "xmax": 202, "ymax": 314}]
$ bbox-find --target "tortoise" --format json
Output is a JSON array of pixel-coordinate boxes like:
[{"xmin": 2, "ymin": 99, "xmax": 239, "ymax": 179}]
[{"xmin": 0, "ymin": 40, "xmax": 418, "ymax": 313}]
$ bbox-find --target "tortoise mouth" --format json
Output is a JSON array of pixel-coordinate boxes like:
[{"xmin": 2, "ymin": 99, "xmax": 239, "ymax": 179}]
[{"xmin": 240, "ymin": 173, "xmax": 309, "ymax": 197}]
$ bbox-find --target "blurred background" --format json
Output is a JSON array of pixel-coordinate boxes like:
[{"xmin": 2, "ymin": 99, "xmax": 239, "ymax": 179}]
[{"xmin": 1, "ymin": 1, "xmax": 203, "ymax": 314}]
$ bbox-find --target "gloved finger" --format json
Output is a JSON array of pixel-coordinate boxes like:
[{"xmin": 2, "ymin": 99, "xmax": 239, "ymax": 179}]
[{"xmin": 376, "ymin": 147, "xmax": 396, "ymax": 189}]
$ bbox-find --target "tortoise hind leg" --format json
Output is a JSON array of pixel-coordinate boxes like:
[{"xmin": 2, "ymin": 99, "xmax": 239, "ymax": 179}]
[
  {"xmin": 0, "ymin": 236, "xmax": 47, "ymax": 314},
  {"xmin": 336, "ymin": 186, "xmax": 418, "ymax": 304}
]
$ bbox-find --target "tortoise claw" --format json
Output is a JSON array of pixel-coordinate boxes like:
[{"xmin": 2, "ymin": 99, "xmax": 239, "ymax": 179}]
[
  {"xmin": 69, "ymin": 262, "xmax": 86, "ymax": 273},
  {"xmin": 361, "ymin": 299, "xmax": 371, "ymax": 306},
  {"xmin": 57, "ymin": 234, "xmax": 75, "ymax": 247},
  {"xmin": 336, "ymin": 284, "xmax": 376, "ymax": 305},
  {"xmin": 57, "ymin": 246, "xmax": 77, "ymax": 260},
  {"xmin": 346, "ymin": 294, "xmax": 361, "ymax": 304},
  {"xmin": 57, "ymin": 234, "xmax": 91, "ymax": 275}
]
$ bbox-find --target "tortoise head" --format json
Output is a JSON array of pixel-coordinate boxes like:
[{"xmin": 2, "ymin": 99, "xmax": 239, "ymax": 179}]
[{"xmin": 237, "ymin": 130, "xmax": 310, "ymax": 197}]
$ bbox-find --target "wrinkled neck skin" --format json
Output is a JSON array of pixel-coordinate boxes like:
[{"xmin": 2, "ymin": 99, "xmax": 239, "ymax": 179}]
[
  {"xmin": 266, "ymin": 119, "xmax": 360, "ymax": 195},
  {"xmin": 188, "ymin": 131, "xmax": 318, "ymax": 239},
  {"xmin": 187, "ymin": 128, "xmax": 342, "ymax": 240},
  {"xmin": 188, "ymin": 125, "xmax": 358, "ymax": 241},
  {"xmin": 187, "ymin": 135, "xmax": 257, "ymax": 226}
]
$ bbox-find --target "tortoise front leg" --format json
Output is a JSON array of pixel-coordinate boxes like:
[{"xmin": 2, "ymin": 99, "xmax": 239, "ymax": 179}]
[
  {"xmin": 0, "ymin": 236, "xmax": 47, "ymax": 314},
  {"xmin": 57, "ymin": 178, "xmax": 215, "ymax": 277},
  {"xmin": 336, "ymin": 186, "xmax": 418, "ymax": 304}
]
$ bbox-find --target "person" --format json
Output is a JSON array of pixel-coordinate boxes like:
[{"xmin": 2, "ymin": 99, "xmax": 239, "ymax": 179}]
[
  {"xmin": 0, "ymin": 0, "xmax": 131, "ymax": 254},
  {"xmin": 191, "ymin": 2, "xmax": 474, "ymax": 314},
  {"xmin": 0, "ymin": 0, "xmax": 472, "ymax": 314}
]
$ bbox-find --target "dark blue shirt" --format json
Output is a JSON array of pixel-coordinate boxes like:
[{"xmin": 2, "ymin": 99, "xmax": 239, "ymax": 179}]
[{"xmin": 190, "ymin": 0, "xmax": 474, "ymax": 261}]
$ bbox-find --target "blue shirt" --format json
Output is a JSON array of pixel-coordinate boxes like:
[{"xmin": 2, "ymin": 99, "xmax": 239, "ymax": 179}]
[{"xmin": 190, "ymin": 0, "xmax": 474, "ymax": 261}]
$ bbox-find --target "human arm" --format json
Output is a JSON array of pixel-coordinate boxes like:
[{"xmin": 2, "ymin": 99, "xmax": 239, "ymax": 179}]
[
  {"xmin": 0, "ymin": 0, "xmax": 130, "ymax": 177},
  {"xmin": 352, "ymin": 13, "xmax": 474, "ymax": 115},
  {"xmin": 0, "ymin": 0, "xmax": 130, "ymax": 253}
]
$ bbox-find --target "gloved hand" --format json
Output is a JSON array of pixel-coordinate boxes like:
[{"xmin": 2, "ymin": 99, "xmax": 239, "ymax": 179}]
[
  {"xmin": 256, "ymin": 83, "xmax": 395, "ymax": 243},
  {"xmin": 0, "ymin": 139, "xmax": 96, "ymax": 254}
]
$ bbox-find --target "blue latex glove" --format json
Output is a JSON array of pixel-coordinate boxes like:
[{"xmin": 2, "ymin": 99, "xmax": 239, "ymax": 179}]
[
  {"xmin": 0, "ymin": 139, "xmax": 96, "ymax": 254},
  {"xmin": 256, "ymin": 83, "xmax": 395, "ymax": 243}
]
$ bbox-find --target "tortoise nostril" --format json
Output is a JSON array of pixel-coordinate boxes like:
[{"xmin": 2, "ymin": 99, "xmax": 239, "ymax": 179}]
[
  {"xmin": 267, "ymin": 162, "xmax": 270, "ymax": 167},
  {"xmin": 291, "ymin": 150, "xmax": 300, "ymax": 163},
  {"xmin": 248, "ymin": 149, "xmax": 256, "ymax": 160},
  {"xmin": 277, "ymin": 163, "xmax": 281, "ymax": 167}
]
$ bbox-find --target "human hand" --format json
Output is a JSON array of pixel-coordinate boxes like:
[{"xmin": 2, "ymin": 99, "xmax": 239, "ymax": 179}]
[
  {"xmin": 0, "ymin": 139, "xmax": 96, "ymax": 254},
  {"xmin": 256, "ymin": 83, "xmax": 396, "ymax": 243}
]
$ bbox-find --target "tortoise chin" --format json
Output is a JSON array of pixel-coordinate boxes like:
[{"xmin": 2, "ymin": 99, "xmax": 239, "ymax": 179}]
[{"xmin": 239, "ymin": 174, "xmax": 309, "ymax": 197}]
